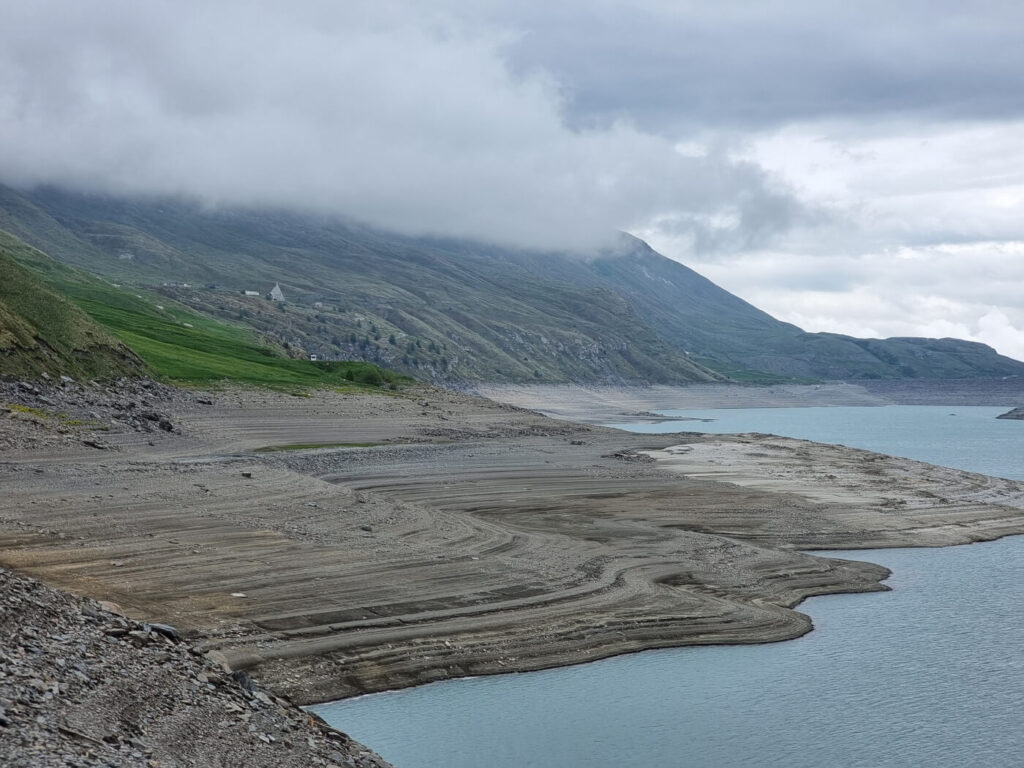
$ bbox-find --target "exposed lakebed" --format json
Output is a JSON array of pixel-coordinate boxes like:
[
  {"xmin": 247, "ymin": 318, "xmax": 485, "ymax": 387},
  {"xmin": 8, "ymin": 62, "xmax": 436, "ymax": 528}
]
[
  {"xmin": 314, "ymin": 405, "xmax": 1024, "ymax": 767},
  {"xmin": 608, "ymin": 404, "xmax": 1024, "ymax": 483}
]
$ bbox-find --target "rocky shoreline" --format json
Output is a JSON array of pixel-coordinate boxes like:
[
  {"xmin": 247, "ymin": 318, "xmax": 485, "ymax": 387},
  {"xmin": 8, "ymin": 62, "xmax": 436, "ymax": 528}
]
[
  {"xmin": 4, "ymin": 379, "xmax": 1024, "ymax": 763},
  {"xmin": 0, "ymin": 567, "xmax": 392, "ymax": 767},
  {"xmin": 0, "ymin": 377, "xmax": 201, "ymax": 454}
]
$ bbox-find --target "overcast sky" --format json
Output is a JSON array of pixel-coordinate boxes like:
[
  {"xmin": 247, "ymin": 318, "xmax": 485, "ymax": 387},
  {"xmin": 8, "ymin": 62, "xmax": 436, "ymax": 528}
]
[{"xmin": 2, "ymin": 1, "xmax": 1023, "ymax": 359}]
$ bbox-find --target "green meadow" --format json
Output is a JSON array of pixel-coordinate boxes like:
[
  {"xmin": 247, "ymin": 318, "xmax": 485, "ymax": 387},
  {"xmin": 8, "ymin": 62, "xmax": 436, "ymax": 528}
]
[{"xmin": 2, "ymin": 229, "xmax": 407, "ymax": 389}]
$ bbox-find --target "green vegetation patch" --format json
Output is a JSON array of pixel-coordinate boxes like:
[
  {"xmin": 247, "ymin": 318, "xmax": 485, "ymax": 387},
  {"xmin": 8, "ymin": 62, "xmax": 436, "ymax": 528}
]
[
  {"xmin": 0, "ymin": 232, "xmax": 146, "ymax": 380},
  {"xmin": 90, "ymin": 302, "xmax": 406, "ymax": 389},
  {"xmin": 2, "ymin": 229, "xmax": 409, "ymax": 390},
  {"xmin": 3, "ymin": 403, "xmax": 48, "ymax": 417}
]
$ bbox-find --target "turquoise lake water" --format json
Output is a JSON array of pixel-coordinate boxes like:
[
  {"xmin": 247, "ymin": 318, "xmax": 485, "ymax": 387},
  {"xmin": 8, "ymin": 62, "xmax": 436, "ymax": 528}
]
[
  {"xmin": 606, "ymin": 405, "xmax": 1024, "ymax": 482},
  {"xmin": 313, "ymin": 405, "xmax": 1024, "ymax": 767}
]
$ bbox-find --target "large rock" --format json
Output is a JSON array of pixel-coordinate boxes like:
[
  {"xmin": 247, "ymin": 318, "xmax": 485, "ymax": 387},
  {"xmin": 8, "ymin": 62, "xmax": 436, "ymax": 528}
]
[{"xmin": 996, "ymin": 407, "xmax": 1024, "ymax": 420}]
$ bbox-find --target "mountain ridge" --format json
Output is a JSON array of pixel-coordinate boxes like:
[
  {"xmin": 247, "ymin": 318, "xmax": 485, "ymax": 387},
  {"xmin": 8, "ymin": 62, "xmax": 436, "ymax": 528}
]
[
  {"xmin": 1, "ymin": 183, "xmax": 1021, "ymax": 385},
  {"xmin": 586, "ymin": 238, "xmax": 1024, "ymax": 381}
]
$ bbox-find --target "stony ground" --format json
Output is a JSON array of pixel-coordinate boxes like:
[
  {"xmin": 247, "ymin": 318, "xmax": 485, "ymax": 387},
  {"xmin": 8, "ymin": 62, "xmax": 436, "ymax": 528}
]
[
  {"xmin": 0, "ymin": 566, "xmax": 392, "ymax": 767},
  {"xmin": 0, "ymin": 376, "xmax": 204, "ymax": 453}
]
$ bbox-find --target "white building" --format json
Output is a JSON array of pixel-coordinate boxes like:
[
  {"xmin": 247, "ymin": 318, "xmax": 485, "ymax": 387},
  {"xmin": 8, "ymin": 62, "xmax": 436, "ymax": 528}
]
[{"xmin": 268, "ymin": 283, "xmax": 285, "ymax": 302}]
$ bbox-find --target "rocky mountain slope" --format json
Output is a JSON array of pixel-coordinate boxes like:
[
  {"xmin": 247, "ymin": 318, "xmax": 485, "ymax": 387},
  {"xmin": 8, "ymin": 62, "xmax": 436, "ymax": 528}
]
[{"xmin": 2, "ymin": 183, "xmax": 1022, "ymax": 384}]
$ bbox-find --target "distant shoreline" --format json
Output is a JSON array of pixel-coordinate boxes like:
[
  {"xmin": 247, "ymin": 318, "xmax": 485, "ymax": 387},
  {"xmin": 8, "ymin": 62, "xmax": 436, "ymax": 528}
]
[{"xmin": 473, "ymin": 379, "xmax": 1023, "ymax": 423}]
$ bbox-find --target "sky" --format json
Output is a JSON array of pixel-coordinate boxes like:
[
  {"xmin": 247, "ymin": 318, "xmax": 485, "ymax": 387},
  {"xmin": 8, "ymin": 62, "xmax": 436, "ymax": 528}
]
[{"xmin": 2, "ymin": 1, "xmax": 1023, "ymax": 359}]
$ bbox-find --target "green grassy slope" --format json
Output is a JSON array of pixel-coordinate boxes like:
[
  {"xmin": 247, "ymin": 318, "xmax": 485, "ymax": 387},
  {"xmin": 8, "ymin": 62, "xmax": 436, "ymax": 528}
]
[
  {"xmin": 84, "ymin": 299, "xmax": 405, "ymax": 388},
  {"xmin": 1, "ymin": 229, "xmax": 405, "ymax": 389},
  {"xmin": 0, "ymin": 231, "xmax": 146, "ymax": 380}
]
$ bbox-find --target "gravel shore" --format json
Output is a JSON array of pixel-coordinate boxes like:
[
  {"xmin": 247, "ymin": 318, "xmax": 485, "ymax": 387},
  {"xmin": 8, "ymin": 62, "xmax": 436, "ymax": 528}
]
[{"xmin": 0, "ymin": 567, "xmax": 392, "ymax": 767}]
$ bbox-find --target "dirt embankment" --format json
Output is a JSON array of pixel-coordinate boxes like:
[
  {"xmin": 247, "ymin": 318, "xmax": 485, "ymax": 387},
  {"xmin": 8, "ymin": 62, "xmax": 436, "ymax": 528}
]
[{"xmin": 4, "ymin": 380, "xmax": 1024, "ymax": 724}]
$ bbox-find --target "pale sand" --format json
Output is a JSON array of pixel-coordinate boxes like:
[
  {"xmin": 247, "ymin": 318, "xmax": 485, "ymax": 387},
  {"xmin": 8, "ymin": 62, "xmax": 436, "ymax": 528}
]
[{"xmin": 3, "ymin": 384, "xmax": 1024, "ymax": 706}]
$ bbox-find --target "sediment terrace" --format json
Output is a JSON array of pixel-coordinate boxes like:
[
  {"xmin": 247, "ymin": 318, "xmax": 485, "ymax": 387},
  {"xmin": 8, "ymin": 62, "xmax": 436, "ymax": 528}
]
[{"xmin": 3, "ymin": 385, "xmax": 1024, "ymax": 704}]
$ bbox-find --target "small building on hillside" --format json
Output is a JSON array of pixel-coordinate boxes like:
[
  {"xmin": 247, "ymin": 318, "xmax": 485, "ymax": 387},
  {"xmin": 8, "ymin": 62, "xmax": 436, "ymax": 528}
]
[
  {"xmin": 268, "ymin": 283, "xmax": 285, "ymax": 302},
  {"xmin": 242, "ymin": 290, "xmax": 260, "ymax": 297}
]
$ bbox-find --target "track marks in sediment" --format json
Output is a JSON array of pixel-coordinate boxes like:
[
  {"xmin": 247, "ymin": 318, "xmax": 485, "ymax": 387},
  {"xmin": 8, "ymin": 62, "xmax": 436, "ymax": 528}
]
[{"xmin": 6, "ymin": 389, "xmax": 1024, "ymax": 703}]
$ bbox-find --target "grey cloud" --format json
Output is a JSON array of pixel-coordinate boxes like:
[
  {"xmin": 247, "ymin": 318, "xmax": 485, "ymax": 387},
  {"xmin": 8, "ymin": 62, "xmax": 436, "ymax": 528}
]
[
  {"xmin": 642, "ymin": 162, "xmax": 827, "ymax": 257},
  {"xmin": 483, "ymin": 1, "xmax": 1024, "ymax": 132},
  {"xmin": 0, "ymin": 0, "xmax": 802, "ymax": 253},
  {"xmin": 695, "ymin": 245, "xmax": 1024, "ymax": 359}
]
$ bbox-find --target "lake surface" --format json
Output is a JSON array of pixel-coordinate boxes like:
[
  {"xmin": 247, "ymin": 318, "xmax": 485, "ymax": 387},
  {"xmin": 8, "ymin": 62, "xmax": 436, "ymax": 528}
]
[
  {"xmin": 607, "ymin": 405, "xmax": 1024, "ymax": 481},
  {"xmin": 312, "ymin": 405, "xmax": 1024, "ymax": 767}
]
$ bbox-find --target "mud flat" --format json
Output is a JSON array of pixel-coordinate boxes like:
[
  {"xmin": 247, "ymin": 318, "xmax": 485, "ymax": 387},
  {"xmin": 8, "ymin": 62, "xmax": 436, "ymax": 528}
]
[
  {"xmin": 472, "ymin": 382, "xmax": 891, "ymax": 422},
  {"xmin": 474, "ymin": 379, "xmax": 1024, "ymax": 422},
  {"xmin": 4, "ymin": 383, "xmax": 1024, "ymax": 713}
]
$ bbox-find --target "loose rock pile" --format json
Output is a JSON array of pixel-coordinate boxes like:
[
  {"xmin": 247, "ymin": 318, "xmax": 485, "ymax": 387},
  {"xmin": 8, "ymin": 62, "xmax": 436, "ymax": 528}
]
[
  {"xmin": 0, "ymin": 568, "xmax": 393, "ymax": 767},
  {"xmin": 0, "ymin": 378, "xmax": 212, "ymax": 451}
]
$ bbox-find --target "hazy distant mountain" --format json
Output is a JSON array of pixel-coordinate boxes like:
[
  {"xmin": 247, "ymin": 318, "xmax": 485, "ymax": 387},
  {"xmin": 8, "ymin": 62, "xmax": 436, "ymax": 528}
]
[
  {"xmin": 584, "ymin": 238, "xmax": 1024, "ymax": 381},
  {"xmin": 2, "ymin": 184, "xmax": 1022, "ymax": 384}
]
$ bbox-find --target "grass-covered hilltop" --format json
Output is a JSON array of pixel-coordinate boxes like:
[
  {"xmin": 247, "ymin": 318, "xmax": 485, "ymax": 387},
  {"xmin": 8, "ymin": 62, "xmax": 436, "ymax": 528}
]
[{"xmin": 2, "ymin": 182, "xmax": 1023, "ymax": 385}]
